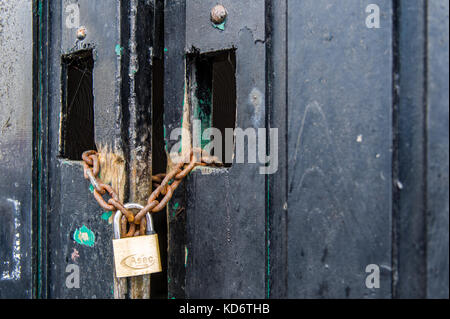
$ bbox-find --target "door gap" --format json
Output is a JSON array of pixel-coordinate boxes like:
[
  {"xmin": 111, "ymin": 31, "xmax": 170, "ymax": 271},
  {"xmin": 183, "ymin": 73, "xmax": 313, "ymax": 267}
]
[
  {"xmin": 188, "ymin": 49, "xmax": 237, "ymax": 167},
  {"xmin": 60, "ymin": 49, "xmax": 96, "ymax": 160}
]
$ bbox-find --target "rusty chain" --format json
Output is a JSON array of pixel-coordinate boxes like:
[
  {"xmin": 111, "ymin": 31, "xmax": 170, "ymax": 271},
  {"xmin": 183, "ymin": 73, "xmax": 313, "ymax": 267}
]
[{"xmin": 82, "ymin": 148, "xmax": 222, "ymax": 237}]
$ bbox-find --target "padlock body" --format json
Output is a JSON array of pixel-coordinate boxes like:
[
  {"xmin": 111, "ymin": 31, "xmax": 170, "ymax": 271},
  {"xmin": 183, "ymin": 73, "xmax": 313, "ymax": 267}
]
[{"xmin": 113, "ymin": 234, "xmax": 162, "ymax": 278}]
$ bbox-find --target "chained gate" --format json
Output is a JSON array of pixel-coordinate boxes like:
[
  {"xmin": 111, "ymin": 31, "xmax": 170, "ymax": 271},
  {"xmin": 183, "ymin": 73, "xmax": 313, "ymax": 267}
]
[{"xmin": 0, "ymin": 0, "xmax": 448, "ymax": 299}]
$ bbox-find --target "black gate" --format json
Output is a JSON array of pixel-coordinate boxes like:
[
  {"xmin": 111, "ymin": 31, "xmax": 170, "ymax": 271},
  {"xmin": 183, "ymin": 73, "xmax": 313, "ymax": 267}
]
[{"xmin": 0, "ymin": 0, "xmax": 448, "ymax": 299}]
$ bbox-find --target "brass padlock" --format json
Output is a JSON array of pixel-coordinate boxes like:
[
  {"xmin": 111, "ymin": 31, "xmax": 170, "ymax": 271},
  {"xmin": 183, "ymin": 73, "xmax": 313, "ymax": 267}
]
[{"xmin": 112, "ymin": 203, "xmax": 162, "ymax": 278}]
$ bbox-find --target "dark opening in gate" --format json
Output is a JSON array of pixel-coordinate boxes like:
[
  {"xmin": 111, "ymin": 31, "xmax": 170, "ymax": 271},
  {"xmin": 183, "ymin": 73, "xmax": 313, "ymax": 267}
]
[
  {"xmin": 60, "ymin": 50, "xmax": 96, "ymax": 160},
  {"xmin": 188, "ymin": 50, "xmax": 236, "ymax": 167}
]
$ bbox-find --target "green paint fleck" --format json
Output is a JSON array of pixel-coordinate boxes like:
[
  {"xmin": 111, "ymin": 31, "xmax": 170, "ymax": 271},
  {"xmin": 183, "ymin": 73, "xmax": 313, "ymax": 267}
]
[
  {"xmin": 73, "ymin": 225, "xmax": 96, "ymax": 247},
  {"xmin": 171, "ymin": 202, "xmax": 180, "ymax": 218},
  {"xmin": 89, "ymin": 184, "xmax": 94, "ymax": 193},
  {"xmin": 212, "ymin": 20, "xmax": 226, "ymax": 31},
  {"xmin": 115, "ymin": 44, "xmax": 124, "ymax": 56},
  {"xmin": 194, "ymin": 85, "xmax": 212, "ymax": 149},
  {"xmin": 101, "ymin": 211, "xmax": 113, "ymax": 221}
]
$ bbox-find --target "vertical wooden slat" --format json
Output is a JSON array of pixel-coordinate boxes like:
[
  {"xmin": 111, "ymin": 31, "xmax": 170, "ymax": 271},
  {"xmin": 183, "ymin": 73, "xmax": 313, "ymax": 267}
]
[
  {"xmin": 165, "ymin": 0, "xmax": 188, "ymax": 299},
  {"xmin": 286, "ymin": 0, "xmax": 393, "ymax": 298},
  {"xmin": 46, "ymin": 0, "xmax": 122, "ymax": 298},
  {"xmin": 426, "ymin": 0, "xmax": 449, "ymax": 299},
  {"xmin": 164, "ymin": 0, "xmax": 267, "ymax": 298},
  {"xmin": 127, "ymin": 0, "xmax": 155, "ymax": 299},
  {"xmin": 395, "ymin": 0, "xmax": 427, "ymax": 298},
  {"xmin": 184, "ymin": 0, "xmax": 266, "ymax": 298},
  {"xmin": 0, "ymin": 0, "xmax": 34, "ymax": 298},
  {"xmin": 268, "ymin": 0, "xmax": 288, "ymax": 299}
]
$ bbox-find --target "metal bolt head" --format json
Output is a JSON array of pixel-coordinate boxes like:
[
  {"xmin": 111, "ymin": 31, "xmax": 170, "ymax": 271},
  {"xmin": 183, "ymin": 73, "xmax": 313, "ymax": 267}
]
[
  {"xmin": 76, "ymin": 26, "xmax": 87, "ymax": 40},
  {"xmin": 211, "ymin": 5, "xmax": 228, "ymax": 24}
]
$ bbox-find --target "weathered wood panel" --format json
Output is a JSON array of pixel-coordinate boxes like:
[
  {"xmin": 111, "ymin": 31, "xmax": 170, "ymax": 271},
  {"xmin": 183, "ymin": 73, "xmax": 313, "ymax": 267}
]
[
  {"xmin": 268, "ymin": 0, "xmax": 288, "ymax": 299},
  {"xmin": 185, "ymin": 0, "xmax": 266, "ymax": 299},
  {"xmin": 43, "ymin": 0, "xmax": 162, "ymax": 299},
  {"xmin": 46, "ymin": 0, "xmax": 122, "ymax": 298},
  {"xmin": 286, "ymin": 0, "xmax": 393, "ymax": 298},
  {"xmin": 164, "ymin": 0, "xmax": 188, "ymax": 299},
  {"xmin": 0, "ymin": 0, "xmax": 34, "ymax": 298},
  {"xmin": 395, "ymin": 0, "xmax": 427, "ymax": 299},
  {"xmin": 165, "ymin": 0, "xmax": 267, "ymax": 298},
  {"xmin": 426, "ymin": 0, "xmax": 449, "ymax": 299}
]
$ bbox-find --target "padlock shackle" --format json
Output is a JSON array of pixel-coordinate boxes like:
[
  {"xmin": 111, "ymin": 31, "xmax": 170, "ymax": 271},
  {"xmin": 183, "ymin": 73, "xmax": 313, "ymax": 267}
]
[
  {"xmin": 145, "ymin": 213, "xmax": 156, "ymax": 235},
  {"xmin": 113, "ymin": 210, "xmax": 122, "ymax": 239},
  {"xmin": 113, "ymin": 203, "xmax": 155, "ymax": 238}
]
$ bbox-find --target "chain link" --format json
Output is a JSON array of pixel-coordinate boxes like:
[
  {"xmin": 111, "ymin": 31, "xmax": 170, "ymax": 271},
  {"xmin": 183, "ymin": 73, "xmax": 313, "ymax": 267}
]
[{"xmin": 82, "ymin": 148, "xmax": 222, "ymax": 237}]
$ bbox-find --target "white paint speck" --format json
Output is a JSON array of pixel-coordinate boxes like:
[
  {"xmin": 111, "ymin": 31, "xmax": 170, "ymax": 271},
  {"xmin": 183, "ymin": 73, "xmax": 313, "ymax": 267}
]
[{"xmin": 357, "ymin": 135, "xmax": 363, "ymax": 143}]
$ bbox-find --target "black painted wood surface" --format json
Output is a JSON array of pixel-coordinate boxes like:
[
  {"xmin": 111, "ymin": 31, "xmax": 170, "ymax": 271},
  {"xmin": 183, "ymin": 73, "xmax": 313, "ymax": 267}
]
[
  {"xmin": 164, "ymin": 0, "xmax": 448, "ymax": 299},
  {"xmin": 426, "ymin": 0, "xmax": 449, "ymax": 299},
  {"xmin": 44, "ymin": 0, "xmax": 121, "ymax": 298},
  {"xmin": 0, "ymin": 0, "xmax": 34, "ymax": 299},
  {"xmin": 0, "ymin": 0, "xmax": 448, "ymax": 299},
  {"xmin": 285, "ymin": 0, "xmax": 393, "ymax": 299}
]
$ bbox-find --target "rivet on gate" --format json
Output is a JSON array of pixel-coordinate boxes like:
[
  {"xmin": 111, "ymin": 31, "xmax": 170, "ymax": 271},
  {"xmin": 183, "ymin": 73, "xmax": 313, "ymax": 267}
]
[
  {"xmin": 211, "ymin": 5, "xmax": 228, "ymax": 25},
  {"xmin": 76, "ymin": 26, "xmax": 87, "ymax": 40}
]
